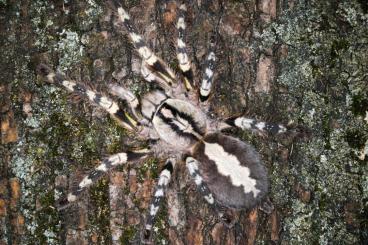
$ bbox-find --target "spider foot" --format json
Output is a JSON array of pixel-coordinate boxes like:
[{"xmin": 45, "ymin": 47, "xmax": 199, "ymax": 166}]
[
  {"xmin": 55, "ymin": 197, "xmax": 73, "ymax": 211},
  {"xmin": 288, "ymin": 124, "xmax": 313, "ymax": 140},
  {"xmin": 141, "ymin": 229, "xmax": 153, "ymax": 244},
  {"xmin": 219, "ymin": 211, "xmax": 236, "ymax": 228},
  {"xmin": 259, "ymin": 198, "xmax": 274, "ymax": 214}
]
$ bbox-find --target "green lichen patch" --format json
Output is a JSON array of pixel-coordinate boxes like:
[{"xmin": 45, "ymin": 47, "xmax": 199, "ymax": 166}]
[
  {"xmin": 258, "ymin": 0, "xmax": 368, "ymax": 243},
  {"xmin": 120, "ymin": 225, "xmax": 137, "ymax": 244},
  {"xmin": 33, "ymin": 191, "xmax": 60, "ymax": 244},
  {"xmin": 152, "ymin": 202, "xmax": 169, "ymax": 245},
  {"xmin": 137, "ymin": 158, "xmax": 159, "ymax": 182},
  {"xmin": 89, "ymin": 178, "xmax": 112, "ymax": 244}
]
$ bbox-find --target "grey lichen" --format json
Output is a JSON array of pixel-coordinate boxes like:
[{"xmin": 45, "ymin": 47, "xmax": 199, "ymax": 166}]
[{"xmin": 260, "ymin": 0, "xmax": 368, "ymax": 243}]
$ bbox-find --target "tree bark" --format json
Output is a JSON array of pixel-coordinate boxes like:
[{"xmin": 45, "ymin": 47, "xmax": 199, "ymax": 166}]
[{"xmin": 1, "ymin": 0, "xmax": 367, "ymax": 244}]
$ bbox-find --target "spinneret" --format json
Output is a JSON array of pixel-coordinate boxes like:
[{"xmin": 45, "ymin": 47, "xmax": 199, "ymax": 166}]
[{"xmin": 36, "ymin": 1, "xmax": 291, "ymax": 243}]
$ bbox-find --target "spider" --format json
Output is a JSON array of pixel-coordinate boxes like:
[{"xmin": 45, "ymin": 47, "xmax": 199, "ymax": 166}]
[{"xmin": 36, "ymin": 1, "xmax": 288, "ymax": 243}]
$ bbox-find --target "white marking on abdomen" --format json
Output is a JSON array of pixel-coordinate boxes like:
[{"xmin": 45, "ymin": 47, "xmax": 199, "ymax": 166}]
[{"xmin": 204, "ymin": 142, "xmax": 260, "ymax": 197}]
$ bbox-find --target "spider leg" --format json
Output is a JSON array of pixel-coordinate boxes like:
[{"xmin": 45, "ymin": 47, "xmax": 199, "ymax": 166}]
[
  {"xmin": 107, "ymin": 83, "xmax": 144, "ymax": 123},
  {"xmin": 58, "ymin": 150, "xmax": 149, "ymax": 210},
  {"xmin": 37, "ymin": 64, "xmax": 138, "ymax": 131},
  {"xmin": 185, "ymin": 156, "xmax": 235, "ymax": 227},
  {"xmin": 199, "ymin": 35, "xmax": 216, "ymax": 102},
  {"xmin": 142, "ymin": 157, "xmax": 175, "ymax": 243},
  {"xmin": 176, "ymin": 2, "xmax": 194, "ymax": 91},
  {"xmin": 221, "ymin": 116, "xmax": 287, "ymax": 135},
  {"xmin": 185, "ymin": 157, "xmax": 215, "ymax": 205},
  {"xmin": 109, "ymin": 1, "xmax": 177, "ymax": 89},
  {"xmin": 140, "ymin": 62, "xmax": 173, "ymax": 92}
]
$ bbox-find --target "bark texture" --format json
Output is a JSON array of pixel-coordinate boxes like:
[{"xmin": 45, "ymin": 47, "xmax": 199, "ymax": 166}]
[{"xmin": 1, "ymin": 0, "xmax": 367, "ymax": 244}]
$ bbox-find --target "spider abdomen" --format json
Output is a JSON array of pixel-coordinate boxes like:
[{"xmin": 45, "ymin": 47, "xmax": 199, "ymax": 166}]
[{"xmin": 192, "ymin": 133, "xmax": 268, "ymax": 209}]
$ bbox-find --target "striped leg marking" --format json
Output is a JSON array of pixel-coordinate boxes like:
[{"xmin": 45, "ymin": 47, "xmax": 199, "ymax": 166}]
[
  {"xmin": 143, "ymin": 158, "xmax": 175, "ymax": 242},
  {"xmin": 199, "ymin": 38, "xmax": 216, "ymax": 102},
  {"xmin": 140, "ymin": 61, "xmax": 173, "ymax": 92},
  {"xmin": 185, "ymin": 157, "xmax": 215, "ymax": 205},
  {"xmin": 225, "ymin": 117, "xmax": 287, "ymax": 135},
  {"xmin": 59, "ymin": 150, "xmax": 149, "ymax": 209},
  {"xmin": 186, "ymin": 156, "xmax": 237, "ymax": 227},
  {"xmin": 107, "ymin": 83, "xmax": 143, "ymax": 121},
  {"xmin": 111, "ymin": 2, "xmax": 176, "ymax": 86},
  {"xmin": 176, "ymin": 3, "xmax": 194, "ymax": 90},
  {"xmin": 37, "ymin": 64, "xmax": 138, "ymax": 131}
]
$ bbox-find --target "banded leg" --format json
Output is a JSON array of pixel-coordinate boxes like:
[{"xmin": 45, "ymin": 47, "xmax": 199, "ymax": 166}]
[
  {"xmin": 185, "ymin": 157, "xmax": 215, "ymax": 205},
  {"xmin": 223, "ymin": 116, "xmax": 287, "ymax": 135},
  {"xmin": 185, "ymin": 157, "xmax": 235, "ymax": 227},
  {"xmin": 176, "ymin": 3, "xmax": 194, "ymax": 90},
  {"xmin": 107, "ymin": 83, "xmax": 143, "ymax": 122},
  {"xmin": 37, "ymin": 64, "xmax": 138, "ymax": 131},
  {"xmin": 110, "ymin": 1, "xmax": 177, "ymax": 87},
  {"xmin": 140, "ymin": 62, "xmax": 173, "ymax": 92},
  {"xmin": 199, "ymin": 35, "xmax": 216, "ymax": 102},
  {"xmin": 59, "ymin": 150, "xmax": 149, "ymax": 209},
  {"xmin": 142, "ymin": 158, "xmax": 175, "ymax": 243}
]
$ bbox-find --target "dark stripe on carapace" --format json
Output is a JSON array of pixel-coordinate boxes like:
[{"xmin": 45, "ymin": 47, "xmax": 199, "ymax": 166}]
[
  {"xmin": 161, "ymin": 102, "xmax": 204, "ymax": 135},
  {"xmin": 156, "ymin": 110, "xmax": 198, "ymax": 141}
]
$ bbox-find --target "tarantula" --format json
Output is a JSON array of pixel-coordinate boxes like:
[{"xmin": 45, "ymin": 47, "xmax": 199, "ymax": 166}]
[{"xmin": 37, "ymin": 1, "xmax": 287, "ymax": 243}]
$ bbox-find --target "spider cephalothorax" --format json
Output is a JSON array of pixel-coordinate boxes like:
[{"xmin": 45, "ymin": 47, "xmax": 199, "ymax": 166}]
[{"xmin": 36, "ymin": 1, "xmax": 287, "ymax": 243}]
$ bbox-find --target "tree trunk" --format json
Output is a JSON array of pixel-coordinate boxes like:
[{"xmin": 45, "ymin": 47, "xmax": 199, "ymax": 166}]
[{"xmin": 1, "ymin": 0, "xmax": 367, "ymax": 244}]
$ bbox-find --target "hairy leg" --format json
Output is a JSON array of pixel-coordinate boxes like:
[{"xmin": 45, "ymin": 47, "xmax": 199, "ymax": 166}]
[
  {"xmin": 222, "ymin": 116, "xmax": 287, "ymax": 135},
  {"xmin": 185, "ymin": 156, "xmax": 234, "ymax": 227},
  {"xmin": 199, "ymin": 35, "xmax": 216, "ymax": 102},
  {"xmin": 142, "ymin": 158, "xmax": 175, "ymax": 243},
  {"xmin": 58, "ymin": 150, "xmax": 149, "ymax": 210},
  {"xmin": 107, "ymin": 83, "xmax": 144, "ymax": 123},
  {"xmin": 109, "ymin": 1, "xmax": 177, "ymax": 90},
  {"xmin": 37, "ymin": 64, "xmax": 138, "ymax": 131},
  {"xmin": 176, "ymin": 2, "xmax": 194, "ymax": 91}
]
